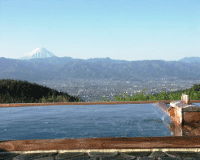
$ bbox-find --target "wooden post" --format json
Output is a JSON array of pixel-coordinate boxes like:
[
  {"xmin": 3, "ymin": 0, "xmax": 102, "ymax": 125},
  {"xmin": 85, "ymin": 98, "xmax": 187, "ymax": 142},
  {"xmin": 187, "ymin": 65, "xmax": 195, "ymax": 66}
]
[{"xmin": 181, "ymin": 94, "xmax": 190, "ymax": 105}]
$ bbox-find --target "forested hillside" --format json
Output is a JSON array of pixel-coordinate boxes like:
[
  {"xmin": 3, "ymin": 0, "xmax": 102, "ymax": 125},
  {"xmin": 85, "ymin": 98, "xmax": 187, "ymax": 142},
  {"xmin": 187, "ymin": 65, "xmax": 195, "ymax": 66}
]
[
  {"xmin": 0, "ymin": 79, "xmax": 82, "ymax": 103},
  {"xmin": 114, "ymin": 84, "xmax": 200, "ymax": 101}
]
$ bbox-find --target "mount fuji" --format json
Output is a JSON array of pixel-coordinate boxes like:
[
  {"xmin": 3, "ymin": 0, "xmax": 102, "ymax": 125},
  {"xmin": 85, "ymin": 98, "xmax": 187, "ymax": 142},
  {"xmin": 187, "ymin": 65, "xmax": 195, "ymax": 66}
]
[{"xmin": 21, "ymin": 47, "xmax": 56, "ymax": 60}]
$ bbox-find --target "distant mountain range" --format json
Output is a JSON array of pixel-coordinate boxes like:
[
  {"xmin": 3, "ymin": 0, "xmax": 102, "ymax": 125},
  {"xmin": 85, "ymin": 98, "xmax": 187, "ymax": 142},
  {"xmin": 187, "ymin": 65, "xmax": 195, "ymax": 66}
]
[
  {"xmin": 179, "ymin": 57, "xmax": 200, "ymax": 64},
  {"xmin": 0, "ymin": 47, "xmax": 200, "ymax": 82}
]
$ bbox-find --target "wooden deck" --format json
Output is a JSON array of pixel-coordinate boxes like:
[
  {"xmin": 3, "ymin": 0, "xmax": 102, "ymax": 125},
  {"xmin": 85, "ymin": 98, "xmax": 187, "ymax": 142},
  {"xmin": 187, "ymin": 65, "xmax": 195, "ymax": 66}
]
[{"xmin": 1, "ymin": 136, "xmax": 200, "ymax": 152}]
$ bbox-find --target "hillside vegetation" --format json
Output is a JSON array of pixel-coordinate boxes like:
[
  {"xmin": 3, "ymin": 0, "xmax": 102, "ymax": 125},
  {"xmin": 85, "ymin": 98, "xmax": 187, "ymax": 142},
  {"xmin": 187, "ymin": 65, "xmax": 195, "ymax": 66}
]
[
  {"xmin": 1, "ymin": 79, "xmax": 200, "ymax": 103},
  {"xmin": 114, "ymin": 84, "xmax": 200, "ymax": 101},
  {"xmin": 0, "ymin": 79, "xmax": 82, "ymax": 103}
]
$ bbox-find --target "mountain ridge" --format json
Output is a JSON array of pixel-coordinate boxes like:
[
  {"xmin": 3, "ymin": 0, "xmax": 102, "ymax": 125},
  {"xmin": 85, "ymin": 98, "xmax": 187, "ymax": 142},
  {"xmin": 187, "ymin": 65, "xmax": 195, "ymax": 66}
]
[
  {"xmin": 178, "ymin": 57, "xmax": 200, "ymax": 63},
  {"xmin": 20, "ymin": 47, "xmax": 200, "ymax": 63},
  {"xmin": 1, "ymin": 56, "xmax": 200, "ymax": 82}
]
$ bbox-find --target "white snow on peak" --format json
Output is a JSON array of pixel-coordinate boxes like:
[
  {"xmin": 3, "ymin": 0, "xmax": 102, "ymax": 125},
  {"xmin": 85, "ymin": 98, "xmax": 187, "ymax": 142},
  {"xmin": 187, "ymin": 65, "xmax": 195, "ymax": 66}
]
[{"xmin": 21, "ymin": 47, "xmax": 56, "ymax": 59}]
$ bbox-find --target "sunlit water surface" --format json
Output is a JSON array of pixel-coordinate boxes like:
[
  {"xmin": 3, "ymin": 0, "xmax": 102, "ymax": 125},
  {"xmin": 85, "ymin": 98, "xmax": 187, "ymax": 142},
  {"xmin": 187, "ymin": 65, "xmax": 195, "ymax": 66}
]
[{"xmin": 0, "ymin": 104, "xmax": 172, "ymax": 140}]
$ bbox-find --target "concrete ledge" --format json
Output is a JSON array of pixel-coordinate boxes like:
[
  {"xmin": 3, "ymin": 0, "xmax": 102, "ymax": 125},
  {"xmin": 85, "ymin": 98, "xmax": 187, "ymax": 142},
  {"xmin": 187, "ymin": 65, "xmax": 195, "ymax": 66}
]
[
  {"xmin": 155, "ymin": 102, "xmax": 170, "ymax": 113},
  {"xmin": 1, "ymin": 148, "xmax": 200, "ymax": 154}
]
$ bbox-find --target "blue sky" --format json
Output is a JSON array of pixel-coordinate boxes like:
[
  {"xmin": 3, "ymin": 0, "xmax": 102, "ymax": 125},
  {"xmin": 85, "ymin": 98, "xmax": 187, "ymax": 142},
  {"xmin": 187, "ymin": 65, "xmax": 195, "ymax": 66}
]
[{"xmin": 0, "ymin": 0, "xmax": 199, "ymax": 61}]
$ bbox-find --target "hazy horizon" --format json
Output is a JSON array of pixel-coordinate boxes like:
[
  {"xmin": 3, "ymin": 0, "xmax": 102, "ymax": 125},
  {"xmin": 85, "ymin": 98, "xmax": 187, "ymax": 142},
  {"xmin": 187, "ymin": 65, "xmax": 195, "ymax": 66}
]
[
  {"xmin": 0, "ymin": 0, "xmax": 199, "ymax": 61},
  {"xmin": 0, "ymin": 46, "xmax": 199, "ymax": 62}
]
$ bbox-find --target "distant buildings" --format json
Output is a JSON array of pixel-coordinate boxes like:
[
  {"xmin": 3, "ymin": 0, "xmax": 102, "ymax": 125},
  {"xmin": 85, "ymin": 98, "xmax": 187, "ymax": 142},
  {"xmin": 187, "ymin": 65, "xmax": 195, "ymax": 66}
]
[{"xmin": 34, "ymin": 79, "xmax": 200, "ymax": 102}]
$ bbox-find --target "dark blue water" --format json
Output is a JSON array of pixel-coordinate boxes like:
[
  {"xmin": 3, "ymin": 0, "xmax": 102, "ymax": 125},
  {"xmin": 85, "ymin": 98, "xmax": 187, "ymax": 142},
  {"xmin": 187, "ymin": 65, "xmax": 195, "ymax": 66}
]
[{"xmin": 0, "ymin": 104, "xmax": 171, "ymax": 140}]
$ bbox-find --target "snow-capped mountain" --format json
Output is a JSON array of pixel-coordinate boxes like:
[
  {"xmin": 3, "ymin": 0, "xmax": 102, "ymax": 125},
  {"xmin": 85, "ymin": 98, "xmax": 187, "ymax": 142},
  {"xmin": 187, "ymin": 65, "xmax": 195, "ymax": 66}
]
[{"xmin": 21, "ymin": 47, "xmax": 56, "ymax": 60}]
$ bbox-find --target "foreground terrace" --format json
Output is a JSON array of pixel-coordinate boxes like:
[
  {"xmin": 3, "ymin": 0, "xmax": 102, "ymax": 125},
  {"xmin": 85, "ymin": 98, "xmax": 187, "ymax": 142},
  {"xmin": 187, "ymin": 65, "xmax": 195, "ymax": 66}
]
[{"xmin": 1, "ymin": 97, "xmax": 200, "ymax": 160}]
